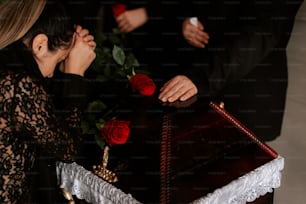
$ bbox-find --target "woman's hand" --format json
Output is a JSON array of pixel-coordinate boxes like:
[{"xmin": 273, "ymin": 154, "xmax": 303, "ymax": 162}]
[
  {"xmin": 182, "ymin": 18, "xmax": 209, "ymax": 48},
  {"xmin": 75, "ymin": 25, "xmax": 96, "ymax": 49},
  {"xmin": 115, "ymin": 8, "xmax": 148, "ymax": 33},
  {"xmin": 158, "ymin": 75, "xmax": 198, "ymax": 103},
  {"xmin": 62, "ymin": 26, "xmax": 96, "ymax": 76}
]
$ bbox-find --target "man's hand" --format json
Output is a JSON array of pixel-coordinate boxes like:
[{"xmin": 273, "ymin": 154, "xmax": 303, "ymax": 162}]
[
  {"xmin": 115, "ymin": 8, "xmax": 148, "ymax": 33},
  {"xmin": 158, "ymin": 75, "xmax": 198, "ymax": 102},
  {"xmin": 182, "ymin": 18, "xmax": 209, "ymax": 48}
]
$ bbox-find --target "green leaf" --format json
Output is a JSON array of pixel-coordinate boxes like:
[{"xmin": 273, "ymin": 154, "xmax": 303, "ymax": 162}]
[
  {"xmin": 96, "ymin": 119, "xmax": 105, "ymax": 130},
  {"xmin": 96, "ymin": 74, "xmax": 109, "ymax": 82},
  {"xmin": 115, "ymin": 69, "xmax": 127, "ymax": 78},
  {"xmin": 95, "ymin": 134, "xmax": 106, "ymax": 150},
  {"xmin": 125, "ymin": 53, "xmax": 140, "ymax": 68},
  {"xmin": 90, "ymin": 49, "xmax": 104, "ymax": 71},
  {"xmin": 112, "ymin": 28, "xmax": 121, "ymax": 34},
  {"xmin": 112, "ymin": 45, "xmax": 126, "ymax": 66},
  {"xmin": 103, "ymin": 64, "xmax": 112, "ymax": 77},
  {"xmin": 86, "ymin": 114, "xmax": 96, "ymax": 123},
  {"xmin": 134, "ymin": 69, "xmax": 151, "ymax": 75},
  {"xmin": 101, "ymin": 47, "xmax": 112, "ymax": 58},
  {"xmin": 81, "ymin": 120, "xmax": 90, "ymax": 134},
  {"xmin": 94, "ymin": 32, "xmax": 107, "ymax": 46},
  {"xmin": 108, "ymin": 35, "xmax": 122, "ymax": 45},
  {"xmin": 87, "ymin": 100, "xmax": 107, "ymax": 112}
]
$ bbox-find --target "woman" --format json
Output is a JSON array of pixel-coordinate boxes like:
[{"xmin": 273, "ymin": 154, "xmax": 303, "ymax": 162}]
[{"xmin": 0, "ymin": 0, "xmax": 96, "ymax": 203}]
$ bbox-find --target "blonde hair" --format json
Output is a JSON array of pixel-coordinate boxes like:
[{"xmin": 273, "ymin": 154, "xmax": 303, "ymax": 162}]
[{"xmin": 0, "ymin": 0, "xmax": 46, "ymax": 49}]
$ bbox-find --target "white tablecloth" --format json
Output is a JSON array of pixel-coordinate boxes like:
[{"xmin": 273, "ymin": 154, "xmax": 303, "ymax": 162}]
[{"xmin": 56, "ymin": 156, "xmax": 284, "ymax": 204}]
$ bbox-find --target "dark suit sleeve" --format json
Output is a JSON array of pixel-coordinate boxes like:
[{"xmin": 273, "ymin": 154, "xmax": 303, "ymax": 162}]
[{"xmin": 183, "ymin": 0, "xmax": 302, "ymax": 97}]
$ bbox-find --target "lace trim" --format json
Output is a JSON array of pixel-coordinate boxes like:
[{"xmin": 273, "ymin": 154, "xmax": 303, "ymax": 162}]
[
  {"xmin": 57, "ymin": 156, "xmax": 283, "ymax": 204},
  {"xmin": 192, "ymin": 156, "xmax": 284, "ymax": 204},
  {"xmin": 56, "ymin": 162, "xmax": 141, "ymax": 204}
]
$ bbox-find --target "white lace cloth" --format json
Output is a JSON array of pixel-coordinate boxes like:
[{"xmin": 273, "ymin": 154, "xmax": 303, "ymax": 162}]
[
  {"xmin": 56, "ymin": 156, "xmax": 284, "ymax": 204},
  {"xmin": 56, "ymin": 162, "xmax": 141, "ymax": 204},
  {"xmin": 192, "ymin": 156, "xmax": 284, "ymax": 204}
]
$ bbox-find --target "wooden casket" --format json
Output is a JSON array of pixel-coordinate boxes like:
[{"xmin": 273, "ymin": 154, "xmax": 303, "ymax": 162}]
[{"xmin": 57, "ymin": 96, "xmax": 283, "ymax": 204}]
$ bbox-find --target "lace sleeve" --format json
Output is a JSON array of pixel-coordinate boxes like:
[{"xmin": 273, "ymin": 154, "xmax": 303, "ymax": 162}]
[{"xmin": 15, "ymin": 75, "xmax": 82, "ymax": 161}]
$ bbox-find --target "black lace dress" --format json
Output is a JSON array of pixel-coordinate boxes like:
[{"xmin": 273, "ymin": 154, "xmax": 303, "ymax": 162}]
[{"xmin": 0, "ymin": 41, "xmax": 87, "ymax": 203}]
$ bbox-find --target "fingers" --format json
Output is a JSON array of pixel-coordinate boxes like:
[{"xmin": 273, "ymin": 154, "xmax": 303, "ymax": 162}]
[
  {"xmin": 74, "ymin": 25, "xmax": 96, "ymax": 49},
  {"xmin": 159, "ymin": 84, "xmax": 197, "ymax": 102},
  {"xmin": 87, "ymin": 41, "xmax": 96, "ymax": 50},
  {"xmin": 64, "ymin": 39, "xmax": 96, "ymax": 76},
  {"xmin": 82, "ymin": 35, "xmax": 96, "ymax": 49},
  {"xmin": 186, "ymin": 31, "xmax": 209, "ymax": 48},
  {"xmin": 63, "ymin": 25, "xmax": 96, "ymax": 76},
  {"xmin": 74, "ymin": 25, "xmax": 82, "ymax": 33},
  {"xmin": 82, "ymin": 35, "xmax": 94, "ymax": 42},
  {"xmin": 197, "ymin": 21, "xmax": 204, "ymax": 31},
  {"xmin": 115, "ymin": 8, "xmax": 148, "ymax": 33},
  {"xmin": 189, "ymin": 34, "xmax": 209, "ymax": 48},
  {"xmin": 75, "ymin": 26, "xmax": 89, "ymax": 38},
  {"xmin": 117, "ymin": 17, "xmax": 133, "ymax": 33},
  {"xmin": 182, "ymin": 18, "xmax": 209, "ymax": 48},
  {"xmin": 158, "ymin": 76, "xmax": 198, "ymax": 102},
  {"xmin": 116, "ymin": 12, "xmax": 134, "ymax": 33},
  {"xmin": 163, "ymin": 95, "xmax": 198, "ymax": 108},
  {"xmin": 187, "ymin": 29, "xmax": 209, "ymax": 48}
]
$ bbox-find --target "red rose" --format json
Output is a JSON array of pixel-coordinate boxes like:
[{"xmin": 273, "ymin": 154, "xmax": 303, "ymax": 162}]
[
  {"xmin": 101, "ymin": 120, "xmax": 131, "ymax": 147},
  {"xmin": 130, "ymin": 74, "xmax": 156, "ymax": 96},
  {"xmin": 112, "ymin": 3, "xmax": 127, "ymax": 17}
]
